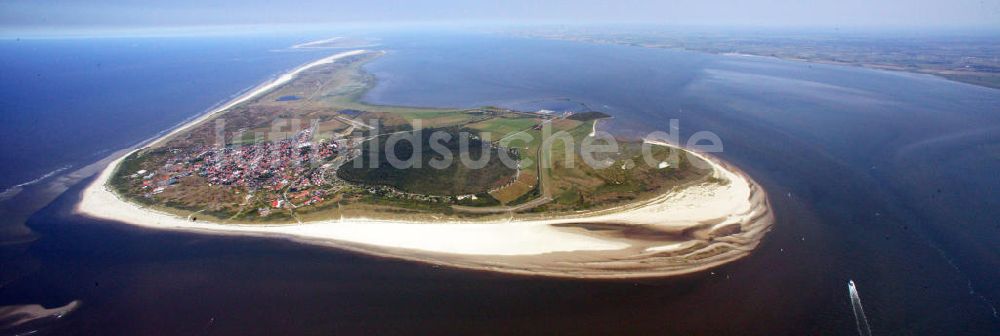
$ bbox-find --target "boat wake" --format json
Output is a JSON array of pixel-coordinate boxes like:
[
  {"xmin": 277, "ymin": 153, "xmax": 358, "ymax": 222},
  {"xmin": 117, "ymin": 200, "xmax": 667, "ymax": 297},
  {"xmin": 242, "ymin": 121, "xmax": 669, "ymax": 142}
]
[{"xmin": 849, "ymin": 280, "xmax": 873, "ymax": 336}]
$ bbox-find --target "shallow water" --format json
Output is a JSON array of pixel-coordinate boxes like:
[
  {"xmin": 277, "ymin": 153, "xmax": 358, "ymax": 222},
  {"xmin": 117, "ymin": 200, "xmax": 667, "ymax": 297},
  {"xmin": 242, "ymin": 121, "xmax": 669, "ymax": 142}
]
[{"xmin": 2, "ymin": 31, "xmax": 999, "ymax": 334}]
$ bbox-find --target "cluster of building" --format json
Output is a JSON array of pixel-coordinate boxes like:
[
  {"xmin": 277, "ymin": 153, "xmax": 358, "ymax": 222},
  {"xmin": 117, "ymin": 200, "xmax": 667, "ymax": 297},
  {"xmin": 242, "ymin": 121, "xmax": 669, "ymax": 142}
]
[
  {"xmin": 358, "ymin": 184, "xmax": 456, "ymax": 204},
  {"xmin": 137, "ymin": 129, "xmax": 340, "ymax": 210}
]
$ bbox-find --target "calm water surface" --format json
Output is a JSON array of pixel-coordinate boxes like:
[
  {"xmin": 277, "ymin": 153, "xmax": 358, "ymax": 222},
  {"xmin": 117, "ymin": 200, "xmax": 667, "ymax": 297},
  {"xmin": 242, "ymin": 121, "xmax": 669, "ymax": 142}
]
[{"xmin": 1, "ymin": 32, "xmax": 999, "ymax": 335}]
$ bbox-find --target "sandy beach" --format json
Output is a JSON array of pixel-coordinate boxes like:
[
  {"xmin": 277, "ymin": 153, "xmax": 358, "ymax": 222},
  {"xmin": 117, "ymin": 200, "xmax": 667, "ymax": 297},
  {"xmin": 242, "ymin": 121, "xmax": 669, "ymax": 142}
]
[
  {"xmin": 146, "ymin": 49, "xmax": 368, "ymax": 149},
  {"xmin": 291, "ymin": 37, "xmax": 343, "ymax": 49},
  {"xmin": 74, "ymin": 51, "xmax": 774, "ymax": 278}
]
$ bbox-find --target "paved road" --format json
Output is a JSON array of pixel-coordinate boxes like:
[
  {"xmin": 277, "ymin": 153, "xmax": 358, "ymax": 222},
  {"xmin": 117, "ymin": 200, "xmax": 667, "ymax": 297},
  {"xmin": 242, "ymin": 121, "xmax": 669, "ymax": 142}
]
[{"xmin": 453, "ymin": 120, "xmax": 554, "ymax": 214}]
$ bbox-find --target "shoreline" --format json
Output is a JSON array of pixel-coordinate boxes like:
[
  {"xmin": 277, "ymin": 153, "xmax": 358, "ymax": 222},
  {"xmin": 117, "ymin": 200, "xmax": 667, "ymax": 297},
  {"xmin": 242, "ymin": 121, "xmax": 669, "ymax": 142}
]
[
  {"xmin": 291, "ymin": 37, "xmax": 343, "ymax": 49},
  {"xmin": 74, "ymin": 51, "xmax": 774, "ymax": 279},
  {"xmin": 147, "ymin": 49, "xmax": 369, "ymax": 149},
  {"xmin": 537, "ymin": 35, "xmax": 1000, "ymax": 91}
]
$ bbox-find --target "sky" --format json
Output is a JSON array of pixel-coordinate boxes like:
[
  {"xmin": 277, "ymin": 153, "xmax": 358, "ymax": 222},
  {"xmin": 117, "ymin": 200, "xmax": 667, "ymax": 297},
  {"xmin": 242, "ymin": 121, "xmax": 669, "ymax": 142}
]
[{"xmin": 3, "ymin": 0, "xmax": 1000, "ymax": 33}]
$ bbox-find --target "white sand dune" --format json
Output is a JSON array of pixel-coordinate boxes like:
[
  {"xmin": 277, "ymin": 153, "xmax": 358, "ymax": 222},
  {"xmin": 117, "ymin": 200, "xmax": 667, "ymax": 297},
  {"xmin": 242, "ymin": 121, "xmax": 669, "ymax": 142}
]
[
  {"xmin": 77, "ymin": 141, "xmax": 763, "ymax": 257},
  {"xmin": 147, "ymin": 49, "xmax": 368, "ymax": 149},
  {"xmin": 291, "ymin": 37, "xmax": 343, "ymax": 49},
  {"xmin": 74, "ymin": 51, "xmax": 773, "ymax": 277}
]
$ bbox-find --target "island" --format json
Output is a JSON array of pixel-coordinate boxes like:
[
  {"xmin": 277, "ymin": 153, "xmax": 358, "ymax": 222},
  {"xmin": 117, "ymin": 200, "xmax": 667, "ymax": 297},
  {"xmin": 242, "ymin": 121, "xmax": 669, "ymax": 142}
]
[{"xmin": 76, "ymin": 49, "xmax": 774, "ymax": 278}]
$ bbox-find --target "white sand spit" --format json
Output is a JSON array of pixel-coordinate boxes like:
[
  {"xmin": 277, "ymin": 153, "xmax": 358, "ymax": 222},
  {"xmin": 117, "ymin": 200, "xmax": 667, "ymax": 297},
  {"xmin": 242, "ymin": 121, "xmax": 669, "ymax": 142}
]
[{"xmin": 74, "ymin": 52, "xmax": 774, "ymax": 278}]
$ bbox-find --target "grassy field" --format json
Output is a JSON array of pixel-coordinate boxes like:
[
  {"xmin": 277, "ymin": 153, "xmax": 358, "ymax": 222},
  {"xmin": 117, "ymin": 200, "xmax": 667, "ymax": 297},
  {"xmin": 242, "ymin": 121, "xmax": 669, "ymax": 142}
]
[
  {"xmin": 112, "ymin": 50, "xmax": 712, "ymax": 222},
  {"xmin": 484, "ymin": 119, "xmax": 586, "ymax": 205},
  {"xmin": 490, "ymin": 170, "xmax": 537, "ymax": 204},
  {"xmin": 489, "ymin": 126, "xmax": 545, "ymax": 204},
  {"xmin": 465, "ymin": 116, "xmax": 542, "ymax": 137}
]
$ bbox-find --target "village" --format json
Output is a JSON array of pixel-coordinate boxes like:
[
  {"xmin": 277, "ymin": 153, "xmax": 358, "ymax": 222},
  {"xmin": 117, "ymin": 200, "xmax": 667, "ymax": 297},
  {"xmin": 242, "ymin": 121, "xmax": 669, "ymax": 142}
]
[
  {"xmin": 126, "ymin": 123, "xmax": 503, "ymax": 218},
  {"xmin": 116, "ymin": 100, "xmax": 603, "ymax": 220},
  {"xmin": 130, "ymin": 128, "xmax": 341, "ymax": 215}
]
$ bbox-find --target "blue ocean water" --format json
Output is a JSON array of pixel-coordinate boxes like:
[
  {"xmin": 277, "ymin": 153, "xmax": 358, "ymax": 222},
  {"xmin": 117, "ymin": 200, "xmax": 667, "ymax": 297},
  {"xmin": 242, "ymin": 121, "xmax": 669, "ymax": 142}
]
[
  {"xmin": 0, "ymin": 36, "xmax": 330, "ymax": 191},
  {"xmin": 0, "ymin": 31, "xmax": 998, "ymax": 334},
  {"xmin": 363, "ymin": 33, "xmax": 1000, "ymax": 332}
]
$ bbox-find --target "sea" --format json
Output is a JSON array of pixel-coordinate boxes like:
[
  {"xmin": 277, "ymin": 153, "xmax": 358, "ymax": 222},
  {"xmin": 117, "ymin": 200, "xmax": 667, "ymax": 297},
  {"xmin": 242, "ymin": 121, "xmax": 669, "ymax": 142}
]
[{"xmin": 1, "ymin": 29, "xmax": 998, "ymax": 335}]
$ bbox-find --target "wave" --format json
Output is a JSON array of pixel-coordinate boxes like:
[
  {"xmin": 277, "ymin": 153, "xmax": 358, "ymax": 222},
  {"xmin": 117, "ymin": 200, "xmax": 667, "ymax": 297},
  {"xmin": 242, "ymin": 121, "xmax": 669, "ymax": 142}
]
[
  {"xmin": 0, "ymin": 165, "xmax": 73, "ymax": 202},
  {"xmin": 0, "ymin": 300, "xmax": 81, "ymax": 333}
]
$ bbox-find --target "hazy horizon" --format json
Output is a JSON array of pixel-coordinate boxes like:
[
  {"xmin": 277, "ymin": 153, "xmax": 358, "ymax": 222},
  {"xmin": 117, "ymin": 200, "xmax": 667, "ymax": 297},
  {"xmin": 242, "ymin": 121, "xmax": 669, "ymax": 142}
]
[{"xmin": 3, "ymin": 0, "xmax": 1000, "ymax": 37}]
